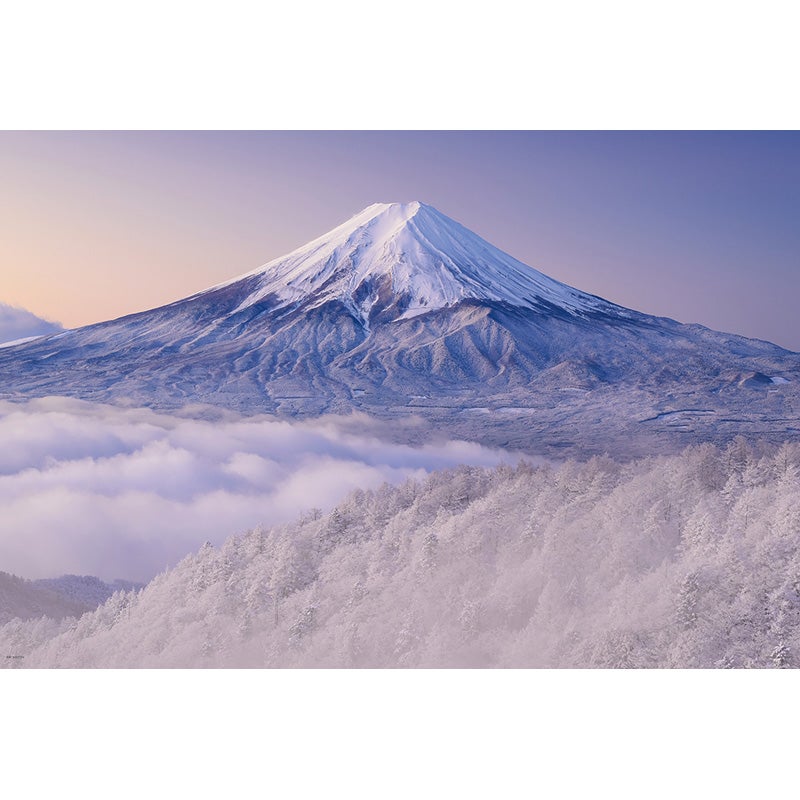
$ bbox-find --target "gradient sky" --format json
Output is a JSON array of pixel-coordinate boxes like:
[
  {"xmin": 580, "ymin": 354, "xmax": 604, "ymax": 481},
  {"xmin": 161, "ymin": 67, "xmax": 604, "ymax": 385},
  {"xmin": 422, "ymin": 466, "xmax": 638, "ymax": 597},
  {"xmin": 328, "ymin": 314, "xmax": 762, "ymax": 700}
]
[{"xmin": 2, "ymin": 131, "xmax": 799, "ymax": 348}]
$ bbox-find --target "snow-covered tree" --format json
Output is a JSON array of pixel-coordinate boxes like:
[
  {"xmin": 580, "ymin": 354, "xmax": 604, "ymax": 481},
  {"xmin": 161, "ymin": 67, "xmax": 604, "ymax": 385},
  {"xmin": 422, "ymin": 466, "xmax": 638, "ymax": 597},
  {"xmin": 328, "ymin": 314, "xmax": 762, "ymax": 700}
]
[{"xmin": 5, "ymin": 442, "xmax": 800, "ymax": 668}]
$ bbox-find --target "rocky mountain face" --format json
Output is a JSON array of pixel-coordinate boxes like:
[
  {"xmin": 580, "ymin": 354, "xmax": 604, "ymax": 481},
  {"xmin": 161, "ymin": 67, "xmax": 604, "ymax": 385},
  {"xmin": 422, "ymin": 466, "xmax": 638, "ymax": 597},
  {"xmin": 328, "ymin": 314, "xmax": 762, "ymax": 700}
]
[{"xmin": 1, "ymin": 202, "xmax": 798, "ymax": 456}]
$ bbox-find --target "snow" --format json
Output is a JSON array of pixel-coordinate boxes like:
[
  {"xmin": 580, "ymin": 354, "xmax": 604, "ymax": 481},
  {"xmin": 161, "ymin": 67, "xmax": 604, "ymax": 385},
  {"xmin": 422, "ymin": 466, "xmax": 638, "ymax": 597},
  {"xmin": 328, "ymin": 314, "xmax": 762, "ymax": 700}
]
[
  {"xmin": 5, "ymin": 440, "xmax": 800, "ymax": 668},
  {"xmin": 208, "ymin": 202, "xmax": 619, "ymax": 324},
  {"xmin": 0, "ymin": 335, "xmax": 43, "ymax": 349}
]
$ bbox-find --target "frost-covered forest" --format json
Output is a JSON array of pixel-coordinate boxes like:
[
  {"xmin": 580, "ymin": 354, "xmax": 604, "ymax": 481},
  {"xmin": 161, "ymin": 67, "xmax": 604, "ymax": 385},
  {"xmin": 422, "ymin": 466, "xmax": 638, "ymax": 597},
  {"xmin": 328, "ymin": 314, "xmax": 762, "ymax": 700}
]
[{"xmin": 4, "ymin": 437, "xmax": 800, "ymax": 668}]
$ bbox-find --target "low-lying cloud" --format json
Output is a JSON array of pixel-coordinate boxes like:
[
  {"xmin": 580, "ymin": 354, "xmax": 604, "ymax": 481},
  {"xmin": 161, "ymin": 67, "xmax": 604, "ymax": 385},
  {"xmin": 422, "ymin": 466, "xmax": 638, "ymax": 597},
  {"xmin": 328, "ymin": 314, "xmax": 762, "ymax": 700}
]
[
  {"xmin": 0, "ymin": 398, "xmax": 517, "ymax": 582},
  {"xmin": 0, "ymin": 303, "xmax": 62, "ymax": 346}
]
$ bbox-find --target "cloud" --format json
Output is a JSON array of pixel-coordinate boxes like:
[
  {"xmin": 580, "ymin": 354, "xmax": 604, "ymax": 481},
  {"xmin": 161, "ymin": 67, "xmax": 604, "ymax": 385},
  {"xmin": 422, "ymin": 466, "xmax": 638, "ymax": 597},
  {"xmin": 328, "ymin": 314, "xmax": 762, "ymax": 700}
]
[
  {"xmin": 0, "ymin": 398, "xmax": 520, "ymax": 582},
  {"xmin": 0, "ymin": 303, "xmax": 63, "ymax": 346}
]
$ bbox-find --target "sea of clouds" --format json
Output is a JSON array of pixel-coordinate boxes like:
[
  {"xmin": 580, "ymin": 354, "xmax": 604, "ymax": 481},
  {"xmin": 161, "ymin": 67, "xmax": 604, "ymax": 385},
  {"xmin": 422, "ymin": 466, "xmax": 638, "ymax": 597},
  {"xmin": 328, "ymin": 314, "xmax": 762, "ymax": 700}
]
[{"xmin": 0, "ymin": 398, "xmax": 516, "ymax": 582}]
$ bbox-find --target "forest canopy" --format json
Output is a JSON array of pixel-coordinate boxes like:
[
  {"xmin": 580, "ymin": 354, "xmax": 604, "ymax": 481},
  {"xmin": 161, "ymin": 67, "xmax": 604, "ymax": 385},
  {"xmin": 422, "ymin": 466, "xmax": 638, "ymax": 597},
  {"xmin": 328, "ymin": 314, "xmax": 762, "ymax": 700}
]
[{"xmin": 3, "ymin": 437, "xmax": 799, "ymax": 668}]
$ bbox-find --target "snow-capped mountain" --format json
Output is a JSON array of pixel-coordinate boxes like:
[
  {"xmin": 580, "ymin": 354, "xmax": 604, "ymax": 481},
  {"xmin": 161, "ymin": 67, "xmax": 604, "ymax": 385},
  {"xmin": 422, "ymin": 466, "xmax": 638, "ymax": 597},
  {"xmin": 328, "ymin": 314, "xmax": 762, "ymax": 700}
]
[
  {"xmin": 1, "ymin": 201, "xmax": 798, "ymax": 455},
  {"xmin": 210, "ymin": 201, "xmax": 616, "ymax": 324}
]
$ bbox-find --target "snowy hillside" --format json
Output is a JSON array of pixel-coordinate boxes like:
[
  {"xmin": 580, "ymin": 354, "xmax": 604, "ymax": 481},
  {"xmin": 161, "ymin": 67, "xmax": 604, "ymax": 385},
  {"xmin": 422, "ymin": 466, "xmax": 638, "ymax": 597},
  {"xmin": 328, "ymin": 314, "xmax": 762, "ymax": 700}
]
[
  {"xmin": 32, "ymin": 575, "xmax": 142, "ymax": 607},
  {"xmin": 0, "ymin": 571, "xmax": 143, "ymax": 626},
  {"xmin": 0, "ymin": 572, "xmax": 100, "ymax": 624},
  {"xmin": 5, "ymin": 438, "xmax": 800, "ymax": 668}
]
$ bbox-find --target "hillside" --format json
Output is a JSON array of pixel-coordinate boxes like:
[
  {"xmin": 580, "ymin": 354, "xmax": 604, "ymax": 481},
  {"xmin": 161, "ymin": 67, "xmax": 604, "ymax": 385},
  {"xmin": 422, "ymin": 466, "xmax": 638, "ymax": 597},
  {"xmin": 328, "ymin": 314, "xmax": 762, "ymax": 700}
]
[
  {"xmin": 0, "ymin": 572, "xmax": 96, "ymax": 625},
  {"xmin": 4, "ymin": 438, "xmax": 800, "ymax": 668}
]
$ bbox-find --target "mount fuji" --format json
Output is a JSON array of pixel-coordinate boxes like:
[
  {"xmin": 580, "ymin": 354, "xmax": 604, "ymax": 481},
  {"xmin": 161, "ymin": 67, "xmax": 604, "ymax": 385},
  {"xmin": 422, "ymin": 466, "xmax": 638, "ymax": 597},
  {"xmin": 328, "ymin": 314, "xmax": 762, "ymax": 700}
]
[{"xmin": 2, "ymin": 201, "xmax": 799, "ymax": 455}]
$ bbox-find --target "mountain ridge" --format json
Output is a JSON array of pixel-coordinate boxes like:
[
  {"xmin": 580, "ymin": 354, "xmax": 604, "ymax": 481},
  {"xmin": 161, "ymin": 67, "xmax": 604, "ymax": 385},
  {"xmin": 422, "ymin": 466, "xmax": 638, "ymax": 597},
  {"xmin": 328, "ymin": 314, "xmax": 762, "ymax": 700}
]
[{"xmin": 1, "ymin": 202, "xmax": 798, "ymax": 456}]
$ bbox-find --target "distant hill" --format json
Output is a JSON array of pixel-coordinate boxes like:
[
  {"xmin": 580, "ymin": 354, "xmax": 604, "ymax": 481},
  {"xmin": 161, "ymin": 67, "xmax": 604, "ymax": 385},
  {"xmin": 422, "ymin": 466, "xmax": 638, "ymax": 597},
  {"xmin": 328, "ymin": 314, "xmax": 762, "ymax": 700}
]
[
  {"xmin": 0, "ymin": 571, "xmax": 142, "ymax": 625},
  {"xmin": 0, "ymin": 571, "xmax": 92, "ymax": 624}
]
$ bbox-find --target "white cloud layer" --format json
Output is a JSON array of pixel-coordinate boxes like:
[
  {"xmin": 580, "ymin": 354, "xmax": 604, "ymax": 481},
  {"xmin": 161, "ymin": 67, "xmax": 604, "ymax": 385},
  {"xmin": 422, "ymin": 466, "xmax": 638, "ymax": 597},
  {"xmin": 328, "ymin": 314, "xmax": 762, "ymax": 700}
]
[
  {"xmin": 0, "ymin": 303, "xmax": 62, "ymax": 345},
  {"xmin": 0, "ymin": 398, "xmax": 516, "ymax": 581}
]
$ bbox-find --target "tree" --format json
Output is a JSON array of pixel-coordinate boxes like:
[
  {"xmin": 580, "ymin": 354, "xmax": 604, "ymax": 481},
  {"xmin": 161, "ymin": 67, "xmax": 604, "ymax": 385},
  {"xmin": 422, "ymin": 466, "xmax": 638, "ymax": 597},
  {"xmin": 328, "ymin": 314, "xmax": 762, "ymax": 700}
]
[
  {"xmin": 676, "ymin": 572, "xmax": 701, "ymax": 630},
  {"xmin": 770, "ymin": 640, "xmax": 791, "ymax": 668}
]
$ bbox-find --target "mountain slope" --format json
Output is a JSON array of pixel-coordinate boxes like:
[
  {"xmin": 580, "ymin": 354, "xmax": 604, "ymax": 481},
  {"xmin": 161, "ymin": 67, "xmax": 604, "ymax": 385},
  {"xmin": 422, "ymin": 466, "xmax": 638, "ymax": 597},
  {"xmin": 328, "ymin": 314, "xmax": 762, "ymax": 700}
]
[
  {"xmin": 209, "ymin": 202, "xmax": 617, "ymax": 324},
  {"xmin": 1, "ymin": 202, "xmax": 798, "ymax": 455},
  {"xmin": 0, "ymin": 571, "xmax": 142, "ymax": 625},
  {"xmin": 0, "ymin": 572, "xmax": 98, "ymax": 624},
  {"xmin": 5, "ymin": 442, "xmax": 800, "ymax": 668}
]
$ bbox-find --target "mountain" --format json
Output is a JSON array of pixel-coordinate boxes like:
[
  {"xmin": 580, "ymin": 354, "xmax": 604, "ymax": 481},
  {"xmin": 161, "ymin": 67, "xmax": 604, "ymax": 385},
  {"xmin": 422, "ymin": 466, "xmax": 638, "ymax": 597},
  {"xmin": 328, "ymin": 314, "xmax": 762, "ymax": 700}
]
[
  {"xmin": 1, "ymin": 201, "xmax": 798, "ymax": 455},
  {"xmin": 213, "ymin": 201, "xmax": 616, "ymax": 323}
]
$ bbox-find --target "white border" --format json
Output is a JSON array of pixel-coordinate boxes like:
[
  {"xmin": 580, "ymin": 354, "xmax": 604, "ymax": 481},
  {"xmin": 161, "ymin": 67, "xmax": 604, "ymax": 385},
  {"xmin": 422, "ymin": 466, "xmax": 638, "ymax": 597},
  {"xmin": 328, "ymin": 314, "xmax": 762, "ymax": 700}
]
[{"xmin": 1, "ymin": 1, "xmax": 798, "ymax": 129}]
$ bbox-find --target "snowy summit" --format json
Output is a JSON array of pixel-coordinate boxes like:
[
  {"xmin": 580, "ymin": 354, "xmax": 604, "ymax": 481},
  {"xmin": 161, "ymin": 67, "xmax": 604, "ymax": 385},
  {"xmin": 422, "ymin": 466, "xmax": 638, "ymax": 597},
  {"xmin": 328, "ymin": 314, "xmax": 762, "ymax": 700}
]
[{"xmin": 216, "ymin": 202, "xmax": 612, "ymax": 325}]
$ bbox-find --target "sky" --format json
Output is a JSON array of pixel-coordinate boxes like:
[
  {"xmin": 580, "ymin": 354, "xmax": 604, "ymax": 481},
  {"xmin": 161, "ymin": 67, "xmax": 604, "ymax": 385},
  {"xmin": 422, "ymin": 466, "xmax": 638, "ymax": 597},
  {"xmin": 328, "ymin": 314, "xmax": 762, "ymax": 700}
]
[{"xmin": 1, "ymin": 131, "xmax": 799, "ymax": 348}]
